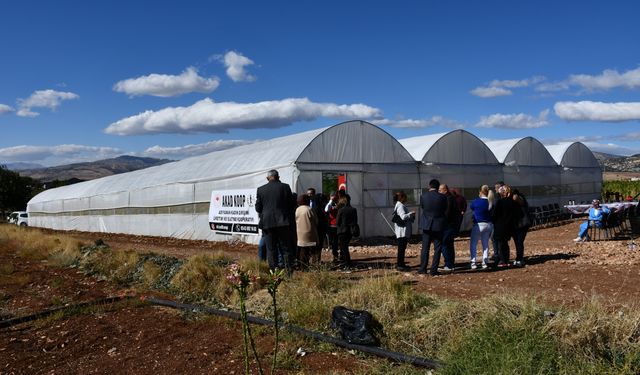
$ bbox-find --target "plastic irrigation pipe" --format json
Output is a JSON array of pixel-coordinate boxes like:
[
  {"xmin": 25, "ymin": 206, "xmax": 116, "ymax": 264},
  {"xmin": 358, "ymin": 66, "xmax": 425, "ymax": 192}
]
[
  {"xmin": 142, "ymin": 296, "xmax": 440, "ymax": 369},
  {"xmin": 0, "ymin": 296, "xmax": 132, "ymax": 329}
]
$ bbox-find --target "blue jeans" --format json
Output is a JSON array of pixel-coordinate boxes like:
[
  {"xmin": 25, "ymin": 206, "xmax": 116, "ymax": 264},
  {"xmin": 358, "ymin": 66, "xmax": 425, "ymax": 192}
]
[{"xmin": 469, "ymin": 222, "xmax": 492, "ymax": 264}]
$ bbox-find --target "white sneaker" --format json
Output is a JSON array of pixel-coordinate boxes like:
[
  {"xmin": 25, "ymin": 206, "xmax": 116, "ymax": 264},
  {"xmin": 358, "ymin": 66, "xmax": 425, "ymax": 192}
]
[
  {"xmin": 470, "ymin": 262, "xmax": 477, "ymax": 270},
  {"xmin": 482, "ymin": 263, "xmax": 489, "ymax": 270},
  {"xmin": 573, "ymin": 236, "xmax": 582, "ymax": 242}
]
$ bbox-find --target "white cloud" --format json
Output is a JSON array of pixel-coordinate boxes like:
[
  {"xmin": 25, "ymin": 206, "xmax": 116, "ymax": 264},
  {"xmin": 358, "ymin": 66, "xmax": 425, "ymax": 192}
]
[
  {"xmin": 537, "ymin": 67, "xmax": 640, "ymax": 93},
  {"xmin": 142, "ymin": 139, "xmax": 257, "ymax": 159},
  {"xmin": 612, "ymin": 132, "xmax": 640, "ymax": 141},
  {"xmin": 374, "ymin": 116, "xmax": 464, "ymax": 129},
  {"xmin": 0, "ymin": 144, "xmax": 123, "ymax": 165},
  {"xmin": 222, "ymin": 51, "xmax": 256, "ymax": 82},
  {"xmin": 471, "ymin": 76, "xmax": 545, "ymax": 98},
  {"xmin": 475, "ymin": 110, "xmax": 550, "ymax": 129},
  {"xmin": 469, "ymin": 86, "xmax": 512, "ymax": 98},
  {"xmin": 0, "ymin": 104, "xmax": 14, "ymax": 114},
  {"xmin": 104, "ymin": 97, "xmax": 382, "ymax": 135},
  {"xmin": 568, "ymin": 67, "xmax": 640, "ymax": 91},
  {"xmin": 113, "ymin": 67, "xmax": 220, "ymax": 97},
  {"xmin": 554, "ymin": 101, "xmax": 640, "ymax": 122},
  {"xmin": 16, "ymin": 89, "xmax": 79, "ymax": 117}
]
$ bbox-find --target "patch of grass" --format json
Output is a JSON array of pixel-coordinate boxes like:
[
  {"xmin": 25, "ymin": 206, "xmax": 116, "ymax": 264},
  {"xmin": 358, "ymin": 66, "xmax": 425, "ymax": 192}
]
[
  {"xmin": 81, "ymin": 247, "xmax": 140, "ymax": 286},
  {"xmin": 139, "ymin": 260, "xmax": 163, "ymax": 288},
  {"xmin": 169, "ymin": 252, "xmax": 235, "ymax": 303}
]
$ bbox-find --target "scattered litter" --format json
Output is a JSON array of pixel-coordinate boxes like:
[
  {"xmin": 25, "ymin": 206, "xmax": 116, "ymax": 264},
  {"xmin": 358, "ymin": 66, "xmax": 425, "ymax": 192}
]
[{"xmin": 296, "ymin": 347, "xmax": 307, "ymax": 357}]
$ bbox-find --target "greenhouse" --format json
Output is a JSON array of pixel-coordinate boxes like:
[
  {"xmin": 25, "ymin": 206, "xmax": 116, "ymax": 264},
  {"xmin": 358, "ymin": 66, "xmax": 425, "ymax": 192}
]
[
  {"xmin": 484, "ymin": 137, "xmax": 561, "ymax": 206},
  {"xmin": 399, "ymin": 130, "xmax": 503, "ymax": 230},
  {"xmin": 27, "ymin": 120, "xmax": 418, "ymax": 242},
  {"xmin": 27, "ymin": 121, "xmax": 603, "ymax": 241},
  {"xmin": 546, "ymin": 142, "xmax": 602, "ymax": 204}
]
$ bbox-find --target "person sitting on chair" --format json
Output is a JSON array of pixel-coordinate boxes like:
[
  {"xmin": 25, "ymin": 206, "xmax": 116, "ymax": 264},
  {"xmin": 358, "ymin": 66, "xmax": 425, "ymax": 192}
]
[{"xmin": 574, "ymin": 199, "xmax": 610, "ymax": 242}]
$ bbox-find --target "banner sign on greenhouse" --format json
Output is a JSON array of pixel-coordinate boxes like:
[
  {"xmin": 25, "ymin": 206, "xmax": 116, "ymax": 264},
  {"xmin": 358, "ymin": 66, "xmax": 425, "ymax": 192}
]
[{"xmin": 208, "ymin": 189, "xmax": 260, "ymax": 235}]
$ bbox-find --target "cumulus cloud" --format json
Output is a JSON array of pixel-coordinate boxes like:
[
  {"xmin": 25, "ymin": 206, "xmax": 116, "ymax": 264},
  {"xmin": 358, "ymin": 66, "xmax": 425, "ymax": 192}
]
[
  {"xmin": 0, "ymin": 104, "xmax": 14, "ymax": 115},
  {"xmin": 221, "ymin": 51, "xmax": 256, "ymax": 82},
  {"xmin": 475, "ymin": 110, "xmax": 550, "ymax": 129},
  {"xmin": 16, "ymin": 89, "xmax": 79, "ymax": 117},
  {"xmin": 537, "ymin": 67, "xmax": 640, "ymax": 93},
  {"xmin": 554, "ymin": 101, "xmax": 640, "ymax": 122},
  {"xmin": 374, "ymin": 116, "xmax": 464, "ymax": 129},
  {"xmin": 113, "ymin": 67, "xmax": 220, "ymax": 97},
  {"xmin": 141, "ymin": 139, "xmax": 258, "ymax": 159},
  {"xmin": 104, "ymin": 97, "xmax": 382, "ymax": 135},
  {"xmin": 470, "ymin": 76, "xmax": 545, "ymax": 98},
  {"xmin": 0, "ymin": 144, "xmax": 123, "ymax": 165},
  {"xmin": 568, "ymin": 67, "xmax": 640, "ymax": 91}
]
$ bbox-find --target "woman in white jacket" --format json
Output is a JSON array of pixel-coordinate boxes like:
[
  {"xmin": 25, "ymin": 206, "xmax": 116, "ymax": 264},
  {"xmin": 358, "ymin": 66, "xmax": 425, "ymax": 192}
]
[{"xmin": 393, "ymin": 191, "xmax": 415, "ymax": 271}]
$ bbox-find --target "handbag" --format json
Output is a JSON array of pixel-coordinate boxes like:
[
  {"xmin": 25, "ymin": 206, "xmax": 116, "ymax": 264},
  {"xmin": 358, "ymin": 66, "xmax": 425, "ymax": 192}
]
[{"xmin": 391, "ymin": 209, "xmax": 406, "ymax": 227}]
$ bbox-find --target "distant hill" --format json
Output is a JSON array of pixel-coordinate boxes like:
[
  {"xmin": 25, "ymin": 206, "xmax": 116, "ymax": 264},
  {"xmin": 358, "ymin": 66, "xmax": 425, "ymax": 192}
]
[
  {"xmin": 592, "ymin": 151, "xmax": 640, "ymax": 172},
  {"xmin": 18, "ymin": 155, "xmax": 174, "ymax": 183}
]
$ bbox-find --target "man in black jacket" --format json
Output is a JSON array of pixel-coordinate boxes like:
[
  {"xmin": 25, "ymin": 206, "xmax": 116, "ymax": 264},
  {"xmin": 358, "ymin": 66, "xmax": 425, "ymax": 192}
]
[
  {"xmin": 418, "ymin": 179, "xmax": 447, "ymax": 275},
  {"xmin": 256, "ymin": 170, "xmax": 295, "ymax": 274}
]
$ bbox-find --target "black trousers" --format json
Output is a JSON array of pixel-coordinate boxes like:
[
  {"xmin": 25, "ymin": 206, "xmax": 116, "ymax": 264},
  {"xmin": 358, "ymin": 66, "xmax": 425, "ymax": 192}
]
[
  {"xmin": 497, "ymin": 236, "xmax": 511, "ymax": 264},
  {"xmin": 337, "ymin": 233, "xmax": 352, "ymax": 266},
  {"xmin": 265, "ymin": 226, "xmax": 294, "ymax": 274},
  {"xmin": 397, "ymin": 237, "xmax": 408, "ymax": 267},
  {"xmin": 513, "ymin": 227, "xmax": 528, "ymax": 262},
  {"xmin": 420, "ymin": 229, "xmax": 443, "ymax": 274}
]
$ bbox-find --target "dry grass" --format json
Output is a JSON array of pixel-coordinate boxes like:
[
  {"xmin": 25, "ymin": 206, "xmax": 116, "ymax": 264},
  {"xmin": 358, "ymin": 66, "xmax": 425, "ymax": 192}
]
[{"xmin": 0, "ymin": 224, "xmax": 83, "ymax": 264}]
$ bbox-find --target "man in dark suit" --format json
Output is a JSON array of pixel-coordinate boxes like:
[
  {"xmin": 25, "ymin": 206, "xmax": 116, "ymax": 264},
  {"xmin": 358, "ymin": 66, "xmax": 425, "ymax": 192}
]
[
  {"xmin": 418, "ymin": 179, "xmax": 447, "ymax": 275},
  {"xmin": 256, "ymin": 169, "xmax": 295, "ymax": 274},
  {"xmin": 439, "ymin": 183, "xmax": 461, "ymax": 272}
]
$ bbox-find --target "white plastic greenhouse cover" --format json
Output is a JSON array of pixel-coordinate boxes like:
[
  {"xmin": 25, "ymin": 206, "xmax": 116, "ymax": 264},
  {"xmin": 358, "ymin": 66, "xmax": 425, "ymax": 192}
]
[
  {"xmin": 399, "ymin": 130, "xmax": 499, "ymax": 164},
  {"xmin": 484, "ymin": 137, "xmax": 557, "ymax": 166},
  {"xmin": 545, "ymin": 142, "xmax": 600, "ymax": 167},
  {"xmin": 27, "ymin": 120, "xmax": 418, "ymax": 241}
]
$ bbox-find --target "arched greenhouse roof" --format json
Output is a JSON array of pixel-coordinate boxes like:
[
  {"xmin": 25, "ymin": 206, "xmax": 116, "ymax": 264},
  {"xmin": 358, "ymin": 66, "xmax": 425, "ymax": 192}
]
[
  {"xmin": 399, "ymin": 129, "xmax": 499, "ymax": 165},
  {"xmin": 546, "ymin": 142, "xmax": 600, "ymax": 168},
  {"xmin": 485, "ymin": 137, "xmax": 557, "ymax": 166},
  {"xmin": 30, "ymin": 120, "xmax": 414, "ymax": 204}
]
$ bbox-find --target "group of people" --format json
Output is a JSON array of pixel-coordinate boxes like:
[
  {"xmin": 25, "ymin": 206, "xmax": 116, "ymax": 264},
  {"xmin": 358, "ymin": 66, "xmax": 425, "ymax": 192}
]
[
  {"xmin": 255, "ymin": 169, "xmax": 358, "ymax": 275},
  {"xmin": 393, "ymin": 179, "xmax": 531, "ymax": 276},
  {"xmin": 256, "ymin": 169, "xmax": 533, "ymax": 277}
]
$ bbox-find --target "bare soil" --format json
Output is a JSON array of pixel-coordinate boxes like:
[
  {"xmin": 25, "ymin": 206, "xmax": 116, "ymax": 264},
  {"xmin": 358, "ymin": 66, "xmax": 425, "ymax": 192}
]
[{"xmin": 2, "ymin": 220, "xmax": 640, "ymax": 374}]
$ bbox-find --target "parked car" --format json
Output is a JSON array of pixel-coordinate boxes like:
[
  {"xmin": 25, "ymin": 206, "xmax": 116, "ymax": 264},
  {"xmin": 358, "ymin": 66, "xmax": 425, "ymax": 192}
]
[{"xmin": 8, "ymin": 211, "xmax": 28, "ymax": 226}]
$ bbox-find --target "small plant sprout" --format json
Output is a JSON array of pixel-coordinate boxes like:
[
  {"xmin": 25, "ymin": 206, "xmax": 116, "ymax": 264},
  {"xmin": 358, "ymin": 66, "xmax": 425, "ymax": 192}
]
[
  {"xmin": 266, "ymin": 268, "xmax": 286, "ymax": 374},
  {"xmin": 226, "ymin": 263, "xmax": 263, "ymax": 375}
]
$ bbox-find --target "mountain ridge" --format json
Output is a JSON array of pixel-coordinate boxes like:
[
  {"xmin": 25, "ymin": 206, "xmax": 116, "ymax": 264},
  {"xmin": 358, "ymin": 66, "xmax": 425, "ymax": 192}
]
[{"xmin": 16, "ymin": 155, "xmax": 174, "ymax": 183}]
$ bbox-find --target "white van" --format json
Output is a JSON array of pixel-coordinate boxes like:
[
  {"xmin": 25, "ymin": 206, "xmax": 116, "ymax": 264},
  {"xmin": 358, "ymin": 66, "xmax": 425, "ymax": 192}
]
[{"xmin": 8, "ymin": 211, "xmax": 28, "ymax": 226}]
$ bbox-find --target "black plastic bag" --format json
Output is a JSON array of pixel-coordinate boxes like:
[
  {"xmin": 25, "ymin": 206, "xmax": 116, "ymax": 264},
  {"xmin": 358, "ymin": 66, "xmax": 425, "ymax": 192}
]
[{"xmin": 330, "ymin": 306, "xmax": 380, "ymax": 346}]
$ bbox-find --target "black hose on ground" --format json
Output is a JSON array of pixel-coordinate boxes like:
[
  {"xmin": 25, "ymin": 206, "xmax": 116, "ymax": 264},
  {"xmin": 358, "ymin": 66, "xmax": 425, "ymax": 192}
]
[
  {"xmin": 142, "ymin": 296, "xmax": 440, "ymax": 369},
  {"xmin": 0, "ymin": 296, "xmax": 133, "ymax": 329}
]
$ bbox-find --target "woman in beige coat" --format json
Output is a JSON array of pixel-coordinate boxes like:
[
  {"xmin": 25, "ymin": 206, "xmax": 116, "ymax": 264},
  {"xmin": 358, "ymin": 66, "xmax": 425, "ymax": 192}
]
[{"xmin": 295, "ymin": 194, "xmax": 319, "ymax": 269}]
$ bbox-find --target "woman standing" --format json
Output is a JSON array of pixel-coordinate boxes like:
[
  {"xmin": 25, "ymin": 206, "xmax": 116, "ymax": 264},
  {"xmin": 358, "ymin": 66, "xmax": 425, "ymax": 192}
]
[
  {"xmin": 336, "ymin": 197, "xmax": 358, "ymax": 269},
  {"xmin": 469, "ymin": 185, "xmax": 494, "ymax": 270},
  {"xmin": 393, "ymin": 191, "xmax": 415, "ymax": 271},
  {"xmin": 492, "ymin": 185, "xmax": 517, "ymax": 267},
  {"xmin": 512, "ymin": 189, "xmax": 530, "ymax": 267},
  {"xmin": 295, "ymin": 194, "xmax": 318, "ymax": 270}
]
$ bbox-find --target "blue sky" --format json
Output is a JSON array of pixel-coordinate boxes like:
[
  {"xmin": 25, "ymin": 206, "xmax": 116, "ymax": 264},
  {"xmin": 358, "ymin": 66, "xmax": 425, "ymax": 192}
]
[{"xmin": 1, "ymin": 1, "xmax": 640, "ymax": 166}]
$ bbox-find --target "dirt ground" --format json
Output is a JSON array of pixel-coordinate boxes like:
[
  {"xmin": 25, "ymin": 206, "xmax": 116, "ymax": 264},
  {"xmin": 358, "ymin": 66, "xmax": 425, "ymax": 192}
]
[{"xmin": 2, "ymin": 219, "xmax": 640, "ymax": 374}]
